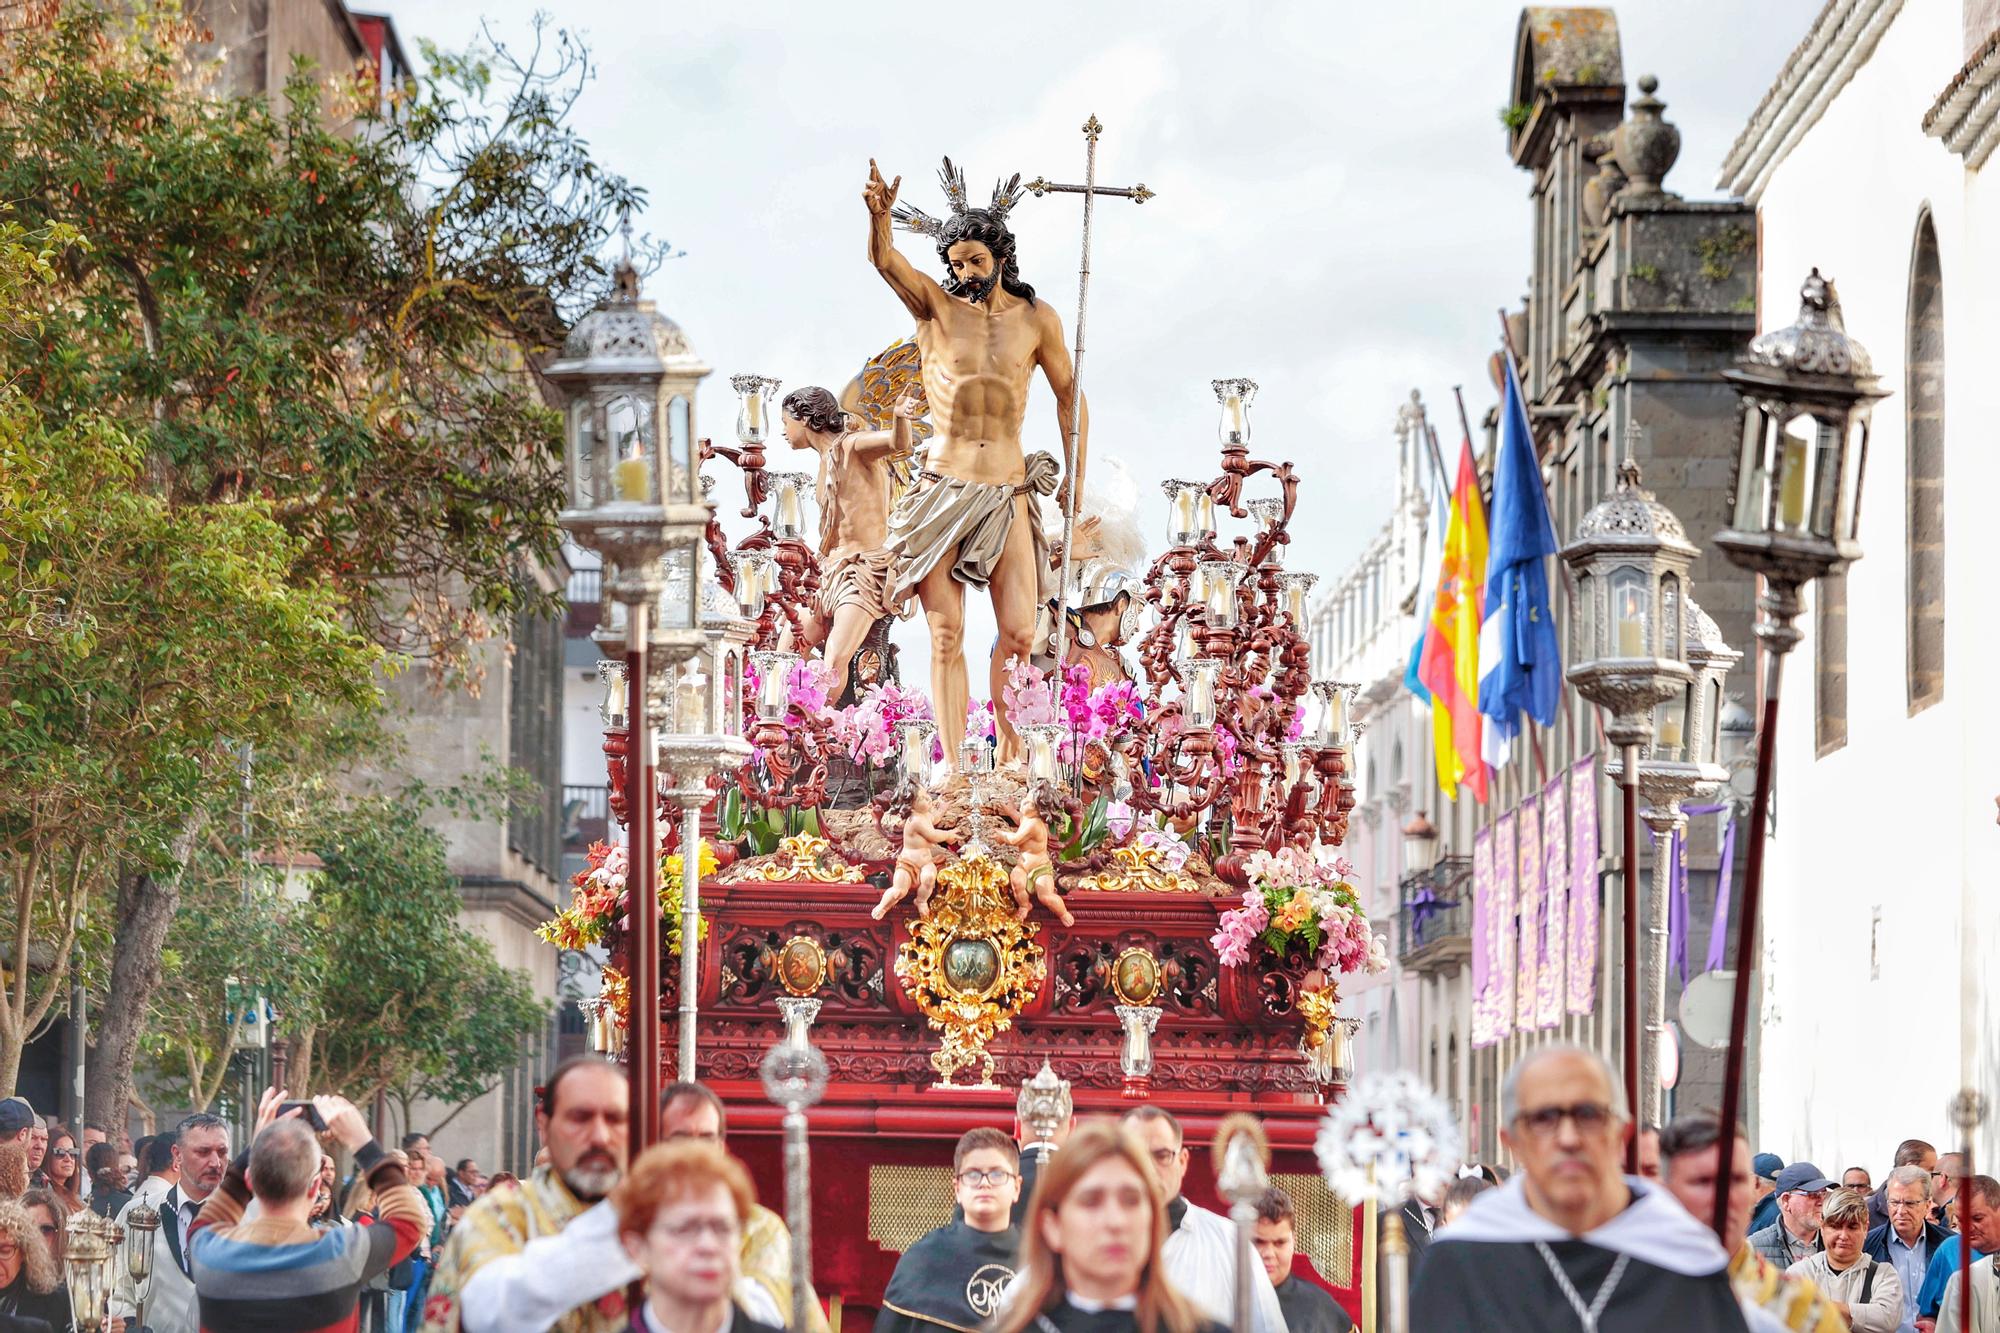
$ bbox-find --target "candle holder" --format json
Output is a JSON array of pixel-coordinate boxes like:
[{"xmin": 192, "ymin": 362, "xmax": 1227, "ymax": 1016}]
[
  {"xmin": 1115, "ymin": 1004, "xmax": 1162, "ymax": 1097},
  {"xmin": 776, "ymin": 995, "xmax": 822, "ymax": 1057},
  {"xmin": 898, "ymin": 719, "xmax": 938, "ymax": 788},
  {"xmin": 64, "ymin": 1212, "xmax": 116, "ymax": 1333},
  {"xmin": 1213, "ymin": 377, "xmax": 1258, "ymax": 450},
  {"xmin": 1017, "ymin": 1059, "xmax": 1074, "ymax": 1164},
  {"xmin": 765, "ymin": 471, "xmax": 812, "ymax": 543},
  {"xmin": 123, "ymin": 1203, "xmax": 159, "ymax": 1331}
]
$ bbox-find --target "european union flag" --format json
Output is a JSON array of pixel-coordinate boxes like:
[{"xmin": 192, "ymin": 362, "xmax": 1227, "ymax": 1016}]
[{"xmin": 1478, "ymin": 352, "xmax": 1561, "ymax": 738}]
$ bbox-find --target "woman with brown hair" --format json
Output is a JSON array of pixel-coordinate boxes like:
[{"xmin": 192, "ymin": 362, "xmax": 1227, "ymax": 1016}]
[
  {"xmin": 0, "ymin": 1144, "xmax": 26, "ymax": 1204},
  {"xmin": 19, "ymin": 1188, "xmax": 67, "ymax": 1269},
  {"xmin": 992, "ymin": 1122, "xmax": 1222, "ymax": 1333},
  {"xmin": 41, "ymin": 1131, "xmax": 83, "ymax": 1212}
]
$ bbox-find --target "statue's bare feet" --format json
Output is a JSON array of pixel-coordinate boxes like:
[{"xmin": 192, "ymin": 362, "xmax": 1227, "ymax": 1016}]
[{"xmin": 871, "ymin": 877, "xmax": 910, "ymax": 921}]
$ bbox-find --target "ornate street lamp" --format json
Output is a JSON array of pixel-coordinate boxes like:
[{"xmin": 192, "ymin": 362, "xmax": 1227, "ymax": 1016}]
[
  {"xmin": 1708, "ymin": 269, "xmax": 1884, "ymax": 1238},
  {"xmin": 1561, "ymin": 444, "xmax": 1699, "ymax": 1167},
  {"xmin": 1618, "ymin": 598, "xmax": 1736, "ymax": 1128},
  {"xmin": 658, "ymin": 565, "xmax": 754, "ymax": 1079},
  {"xmin": 549, "ymin": 254, "xmax": 712, "ymax": 1154}
]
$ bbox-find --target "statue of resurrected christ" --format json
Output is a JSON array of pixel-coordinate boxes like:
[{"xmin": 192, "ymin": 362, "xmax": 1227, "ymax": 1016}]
[{"xmin": 863, "ymin": 156, "xmax": 1088, "ymax": 766}]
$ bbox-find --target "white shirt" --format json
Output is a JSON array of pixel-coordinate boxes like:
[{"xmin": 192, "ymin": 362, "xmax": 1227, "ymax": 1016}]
[
  {"xmin": 1939, "ymin": 1255, "xmax": 2000, "ymax": 1333},
  {"xmin": 638, "ymin": 1302, "xmax": 738, "ymax": 1333},
  {"xmin": 1160, "ymin": 1200, "xmax": 1289, "ymax": 1333},
  {"xmin": 109, "ymin": 1184, "xmax": 200, "ymax": 1333}
]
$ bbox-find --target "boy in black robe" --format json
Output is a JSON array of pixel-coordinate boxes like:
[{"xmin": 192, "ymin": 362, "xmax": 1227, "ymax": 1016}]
[
  {"xmin": 878, "ymin": 1128, "xmax": 1023, "ymax": 1333},
  {"xmin": 1252, "ymin": 1186, "xmax": 1352, "ymax": 1333},
  {"xmin": 1411, "ymin": 1045, "xmax": 1750, "ymax": 1332}
]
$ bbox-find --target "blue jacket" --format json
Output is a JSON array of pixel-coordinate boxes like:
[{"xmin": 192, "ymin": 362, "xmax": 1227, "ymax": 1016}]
[{"xmin": 1864, "ymin": 1218, "xmax": 1951, "ymax": 1266}]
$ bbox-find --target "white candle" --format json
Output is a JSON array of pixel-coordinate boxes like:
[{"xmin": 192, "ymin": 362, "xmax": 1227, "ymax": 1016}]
[
  {"xmin": 1779, "ymin": 435, "xmax": 1809, "ymax": 529},
  {"xmin": 776, "ymin": 482, "xmax": 804, "ymax": 538},
  {"xmin": 1617, "ymin": 617, "xmax": 1644, "ymax": 657},
  {"xmin": 1223, "ymin": 393, "xmax": 1245, "ymax": 441},
  {"xmin": 746, "ymin": 390, "xmax": 764, "ymax": 432},
  {"xmin": 1170, "ymin": 487, "xmax": 1196, "ymax": 543},
  {"xmin": 615, "ymin": 454, "xmax": 651, "ymax": 503}
]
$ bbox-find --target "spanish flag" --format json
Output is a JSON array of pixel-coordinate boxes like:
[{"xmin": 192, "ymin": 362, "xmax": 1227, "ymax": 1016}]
[{"xmin": 1418, "ymin": 432, "xmax": 1490, "ymax": 801}]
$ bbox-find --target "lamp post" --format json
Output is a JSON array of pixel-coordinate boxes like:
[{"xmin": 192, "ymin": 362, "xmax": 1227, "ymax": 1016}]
[
  {"xmin": 660, "ymin": 566, "xmax": 754, "ymax": 1079},
  {"xmin": 1624, "ymin": 599, "xmax": 1735, "ymax": 1127},
  {"xmin": 1708, "ymin": 269, "xmax": 1884, "ymax": 1238},
  {"xmin": 1561, "ymin": 445, "xmax": 1699, "ymax": 1170},
  {"xmin": 549, "ymin": 256, "xmax": 712, "ymax": 1156}
]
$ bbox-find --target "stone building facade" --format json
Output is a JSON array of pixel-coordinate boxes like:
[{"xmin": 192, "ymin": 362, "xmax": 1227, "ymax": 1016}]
[
  {"xmin": 1717, "ymin": 0, "xmax": 2000, "ymax": 1173},
  {"xmin": 1308, "ymin": 393, "xmax": 1480, "ymax": 1143},
  {"xmin": 1437, "ymin": 8, "xmax": 1764, "ymax": 1158}
]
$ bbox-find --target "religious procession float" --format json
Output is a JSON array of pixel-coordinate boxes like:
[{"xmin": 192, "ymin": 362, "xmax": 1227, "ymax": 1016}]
[{"xmin": 535, "ymin": 132, "xmax": 1457, "ymax": 1332}]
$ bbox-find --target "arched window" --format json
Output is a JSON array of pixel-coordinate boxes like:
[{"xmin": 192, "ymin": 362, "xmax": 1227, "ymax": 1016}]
[{"xmin": 1906, "ymin": 208, "xmax": 1945, "ymax": 712}]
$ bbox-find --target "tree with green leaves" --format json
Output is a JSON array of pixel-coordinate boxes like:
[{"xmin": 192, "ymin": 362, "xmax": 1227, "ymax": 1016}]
[
  {"xmin": 0, "ymin": 4, "xmax": 648, "ymax": 1117},
  {"xmin": 298, "ymin": 792, "xmax": 546, "ymax": 1120}
]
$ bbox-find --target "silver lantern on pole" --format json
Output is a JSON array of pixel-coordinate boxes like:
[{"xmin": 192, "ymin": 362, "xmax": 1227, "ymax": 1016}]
[
  {"xmin": 1619, "ymin": 598, "xmax": 1736, "ymax": 1127},
  {"xmin": 1560, "ymin": 444, "xmax": 1698, "ymax": 1165},
  {"xmin": 762, "ymin": 1023, "xmax": 829, "ymax": 1333},
  {"xmin": 1706, "ymin": 268, "xmax": 1885, "ymax": 1239},
  {"xmin": 549, "ymin": 252, "xmax": 713, "ymax": 1153}
]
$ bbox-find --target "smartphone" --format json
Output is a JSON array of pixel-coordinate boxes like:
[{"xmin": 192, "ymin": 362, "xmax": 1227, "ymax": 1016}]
[{"xmin": 276, "ymin": 1100, "xmax": 328, "ymax": 1132}]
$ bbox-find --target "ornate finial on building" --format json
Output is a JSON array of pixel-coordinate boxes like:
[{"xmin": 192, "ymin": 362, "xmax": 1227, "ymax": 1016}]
[{"xmin": 1613, "ymin": 73, "xmax": 1681, "ymax": 198}]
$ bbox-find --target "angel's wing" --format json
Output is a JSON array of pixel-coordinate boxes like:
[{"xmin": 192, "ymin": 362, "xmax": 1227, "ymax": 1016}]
[{"xmin": 838, "ymin": 337, "xmax": 934, "ymax": 506}]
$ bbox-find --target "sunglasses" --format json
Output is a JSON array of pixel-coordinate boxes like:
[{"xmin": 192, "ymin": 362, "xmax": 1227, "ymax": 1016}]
[{"xmin": 52, "ymin": 1148, "xmax": 78, "ymax": 1159}]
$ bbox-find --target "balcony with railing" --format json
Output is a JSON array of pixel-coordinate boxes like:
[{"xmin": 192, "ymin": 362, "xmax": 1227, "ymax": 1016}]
[
  {"xmin": 565, "ymin": 567, "xmax": 602, "ymax": 638},
  {"xmin": 1396, "ymin": 854, "xmax": 1474, "ymax": 976},
  {"xmin": 562, "ymin": 783, "xmax": 611, "ymax": 850}
]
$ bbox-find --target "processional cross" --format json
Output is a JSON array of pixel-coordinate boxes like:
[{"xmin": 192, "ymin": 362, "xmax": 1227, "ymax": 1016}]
[{"xmin": 1027, "ymin": 115, "xmax": 1155, "ymax": 668}]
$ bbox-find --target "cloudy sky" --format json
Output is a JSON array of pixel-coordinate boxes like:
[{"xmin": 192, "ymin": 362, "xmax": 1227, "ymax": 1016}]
[{"xmin": 405, "ymin": 0, "xmax": 1821, "ymax": 691}]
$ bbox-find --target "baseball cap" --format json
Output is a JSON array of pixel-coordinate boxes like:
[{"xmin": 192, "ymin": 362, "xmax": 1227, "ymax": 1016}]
[
  {"xmin": 1775, "ymin": 1161, "xmax": 1834, "ymax": 1194},
  {"xmin": 1753, "ymin": 1153, "xmax": 1785, "ymax": 1182},
  {"xmin": 0, "ymin": 1098, "xmax": 35, "ymax": 1135}
]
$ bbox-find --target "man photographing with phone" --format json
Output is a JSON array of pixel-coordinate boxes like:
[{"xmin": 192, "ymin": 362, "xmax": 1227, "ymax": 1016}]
[{"xmin": 188, "ymin": 1087, "xmax": 428, "ymax": 1333}]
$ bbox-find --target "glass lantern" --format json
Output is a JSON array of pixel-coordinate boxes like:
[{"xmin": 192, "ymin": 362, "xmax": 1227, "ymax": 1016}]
[
  {"xmin": 1021, "ymin": 724, "xmax": 1067, "ymax": 785},
  {"xmin": 597, "ymin": 659, "xmax": 628, "ymax": 729},
  {"xmin": 751, "ymin": 650, "xmax": 796, "ymax": 722},
  {"xmin": 1310, "ymin": 680, "xmax": 1357, "ymax": 750},
  {"xmin": 1279, "ymin": 741, "xmax": 1306, "ymax": 791},
  {"xmin": 732, "ymin": 374, "xmax": 782, "ymax": 447},
  {"xmin": 1279, "ymin": 572, "xmax": 1317, "ymax": 625},
  {"xmin": 960, "ymin": 735, "xmax": 995, "ymax": 776},
  {"xmin": 1610, "ymin": 566, "xmax": 1649, "ymax": 658},
  {"xmin": 1213, "ymin": 377, "xmax": 1259, "ymax": 449},
  {"xmin": 731, "ymin": 551, "xmax": 771, "ymax": 619},
  {"xmin": 1247, "ymin": 497, "xmax": 1285, "ymax": 532},
  {"xmin": 1183, "ymin": 658, "xmax": 1223, "ymax": 730},
  {"xmin": 1198, "ymin": 561, "xmax": 1240, "ymax": 630},
  {"xmin": 1162, "ymin": 479, "xmax": 1207, "ymax": 547},
  {"xmin": 898, "ymin": 719, "xmax": 938, "ymax": 781},
  {"xmin": 767, "ymin": 472, "xmax": 812, "ymax": 543},
  {"xmin": 1719, "ymin": 270, "xmax": 1886, "ymax": 580}
]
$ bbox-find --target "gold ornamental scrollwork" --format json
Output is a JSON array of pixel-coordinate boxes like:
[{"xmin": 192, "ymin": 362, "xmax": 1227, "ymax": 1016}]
[
  {"xmin": 729, "ymin": 834, "xmax": 866, "ymax": 884},
  {"xmin": 1074, "ymin": 842, "xmax": 1202, "ymax": 895},
  {"xmin": 895, "ymin": 853, "xmax": 1045, "ymax": 1087}
]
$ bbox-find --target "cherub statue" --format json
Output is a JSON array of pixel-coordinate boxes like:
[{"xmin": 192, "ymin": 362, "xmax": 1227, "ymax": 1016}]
[
  {"xmin": 999, "ymin": 783, "xmax": 1073, "ymax": 926},
  {"xmin": 782, "ymin": 385, "xmax": 920, "ymax": 703},
  {"xmin": 872, "ymin": 785, "xmax": 959, "ymax": 921}
]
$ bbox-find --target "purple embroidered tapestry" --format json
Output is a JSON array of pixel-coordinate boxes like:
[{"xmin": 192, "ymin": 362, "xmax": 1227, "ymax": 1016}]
[
  {"xmin": 1538, "ymin": 775, "xmax": 1568, "ymax": 1029},
  {"xmin": 1567, "ymin": 756, "xmax": 1599, "ymax": 1015},
  {"xmin": 1515, "ymin": 798, "xmax": 1541, "ymax": 1031},
  {"xmin": 1471, "ymin": 828, "xmax": 1494, "ymax": 1047},
  {"xmin": 1493, "ymin": 812, "xmax": 1517, "ymax": 1042}
]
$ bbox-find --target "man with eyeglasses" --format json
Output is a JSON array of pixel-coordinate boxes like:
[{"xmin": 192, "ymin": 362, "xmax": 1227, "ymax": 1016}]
[
  {"xmin": 1412, "ymin": 1044, "xmax": 1748, "ymax": 1331},
  {"xmin": 1751, "ymin": 1163, "xmax": 1835, "ymax": 1270},
  {"xmin": 1122, "ymin": 1105, "xmax": 1289, "ymax": 1333},
  {"xmin": 1864, "ymin": 1165, "xmax": 1950, "ymax": 1333},
  {"xmin": 878, "ymin": 1128, "xmax": 1023, "ymax": 1333},
  {"xmin": 1870, "ymin": 1141, "xmax": 1940, "ymax": 1235}
]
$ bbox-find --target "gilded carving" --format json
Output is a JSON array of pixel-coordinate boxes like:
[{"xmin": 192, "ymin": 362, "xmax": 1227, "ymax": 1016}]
[
  {"xmin": 895, "ymin": 853, "xmax": 1045, "ymax": 1086},
  {"xmin": 729, "ymin": 834, "xmax": 867, "ymax": 884},
  {"xmin": 1073, "ymin": 842, "xmax": 1202, "ymax": 895}
]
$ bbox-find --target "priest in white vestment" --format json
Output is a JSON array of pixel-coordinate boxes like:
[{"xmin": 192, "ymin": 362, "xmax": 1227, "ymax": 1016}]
[{"xmin": 1123, "ymin": 1107, "xmax": 1288, "ymax": 1333}]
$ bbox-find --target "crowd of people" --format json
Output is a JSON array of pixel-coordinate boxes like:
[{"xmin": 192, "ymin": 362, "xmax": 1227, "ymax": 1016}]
[
  {"xmin": 0, "ymin": 1054, "xmax": 1991, "ymax": 1333},
  {"xmin": 1406, "ymin": 1045, "xmax": 1995, "ymax": 1332}
]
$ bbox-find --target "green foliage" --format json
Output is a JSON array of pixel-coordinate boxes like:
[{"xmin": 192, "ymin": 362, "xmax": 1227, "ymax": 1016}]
[
  {"xmin": 306, "ymin": 791, "xmax": 546, "ymax": 1108},
  {"xmin": 1695, "ymin": 227, "xmax": 1755, "ymax": 283},
  {"xmin": 1629, "ymin": 262, "xmax": 1662, "ymax": 283},
  {"xmin": 0, "ymin": 379, "xmax": 380, "ymax": 1089},
  {"xmin": 0, "ymin": 4, "xmax": 650, "ymax": 670},
  {"xmin": 1500, "ymin": 103, "xmax": 1533, "ymax": 133}
]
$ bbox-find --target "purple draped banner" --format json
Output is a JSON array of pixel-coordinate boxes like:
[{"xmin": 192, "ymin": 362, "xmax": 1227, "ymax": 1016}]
[
  {"xmin": 1515, "ymin": 799, "xmax": 1541, "ymax": 1031},
  {"xmin": 1493, "ymin": 812, "xmax": 1517, "ymax": 1043},
  {"xmin": 1567, "ymin": 755, "xmax": 1599, "ymax": 1015},
  {"xmin": 1471, "ymin": 830, "xmax": 1495, "ymax": 1047},
  {"xmin": 1538, "ymin": 775, "xmax": 1568, "ymax": 1028}
]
